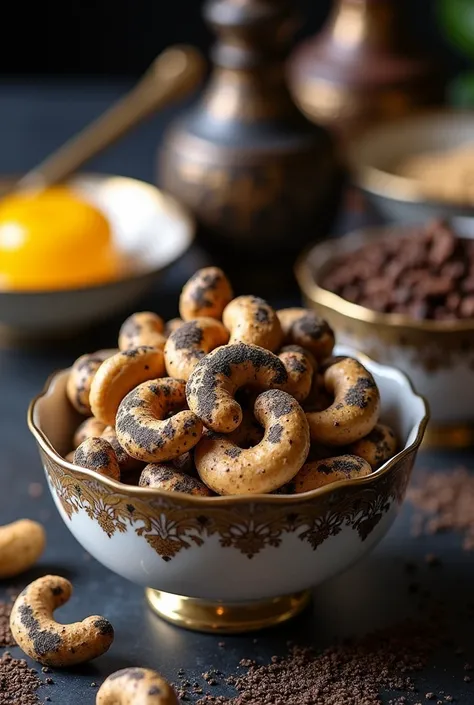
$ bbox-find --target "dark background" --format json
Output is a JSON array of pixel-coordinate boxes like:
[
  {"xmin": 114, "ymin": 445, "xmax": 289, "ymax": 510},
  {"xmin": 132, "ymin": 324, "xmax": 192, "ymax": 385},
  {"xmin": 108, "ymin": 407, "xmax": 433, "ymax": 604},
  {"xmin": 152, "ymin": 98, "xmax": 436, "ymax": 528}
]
[{"xmin": 0, "ymin": 0, "xmax": 464, "ymax": 79}]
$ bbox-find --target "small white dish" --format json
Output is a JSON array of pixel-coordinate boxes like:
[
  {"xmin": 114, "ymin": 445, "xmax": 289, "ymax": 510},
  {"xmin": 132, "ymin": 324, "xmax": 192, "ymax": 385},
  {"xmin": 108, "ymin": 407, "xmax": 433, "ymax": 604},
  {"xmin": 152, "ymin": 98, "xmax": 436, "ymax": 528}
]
[{"xmin": 0, "ymin": 173, "xmax": 194, "ymax": 336}]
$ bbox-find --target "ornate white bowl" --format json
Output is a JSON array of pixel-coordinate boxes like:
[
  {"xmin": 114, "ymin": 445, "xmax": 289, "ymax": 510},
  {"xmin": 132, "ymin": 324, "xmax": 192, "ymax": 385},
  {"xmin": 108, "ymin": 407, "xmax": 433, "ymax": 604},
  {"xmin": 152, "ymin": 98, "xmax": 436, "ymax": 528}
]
[{"xmin": 28, "ymin": 348, "xmax": 428, "ymax": 633}]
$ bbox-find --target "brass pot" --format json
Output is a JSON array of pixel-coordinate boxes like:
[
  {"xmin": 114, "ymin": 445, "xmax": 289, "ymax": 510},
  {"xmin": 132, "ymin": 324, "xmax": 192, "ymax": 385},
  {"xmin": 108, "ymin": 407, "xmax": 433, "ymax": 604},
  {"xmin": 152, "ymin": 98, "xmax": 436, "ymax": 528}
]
[
  {"xmin": 289, "ymin": 0, "xmax": 443, "ymax": 139},
  {"xmin": 159, "ymin": 0, "xmax": 343, "ymax": 289}
]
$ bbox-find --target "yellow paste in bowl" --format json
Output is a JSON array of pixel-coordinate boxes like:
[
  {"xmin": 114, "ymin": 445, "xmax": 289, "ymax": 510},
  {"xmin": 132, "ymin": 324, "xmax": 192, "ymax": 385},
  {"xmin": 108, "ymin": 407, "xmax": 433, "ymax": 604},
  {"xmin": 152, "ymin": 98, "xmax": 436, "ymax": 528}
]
[{"xmin": 0, "ymin": 187, "xmax": 121, "ymax": 291}]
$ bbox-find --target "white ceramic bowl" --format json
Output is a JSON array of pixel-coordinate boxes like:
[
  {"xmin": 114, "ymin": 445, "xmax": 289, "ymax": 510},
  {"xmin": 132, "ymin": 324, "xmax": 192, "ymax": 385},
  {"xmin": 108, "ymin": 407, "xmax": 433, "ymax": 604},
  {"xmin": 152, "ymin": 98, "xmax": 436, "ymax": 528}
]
[
  {"xmin": 0, "ymin": 174, "xmax": 194, "ymax": 336},
  {"xmin": 28, "ymin": 347, "xmax": 428, "ymax": 633},
  {"xmin": 349, "ymin": 111, "xmax": 474, "ymax": 223}
]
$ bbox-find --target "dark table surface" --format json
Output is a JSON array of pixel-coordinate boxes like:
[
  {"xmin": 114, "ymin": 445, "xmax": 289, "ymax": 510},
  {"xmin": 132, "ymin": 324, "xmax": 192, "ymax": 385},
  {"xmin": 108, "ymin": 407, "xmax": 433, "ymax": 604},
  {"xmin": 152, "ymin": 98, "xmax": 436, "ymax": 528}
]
[{"xmin": 1, "ymin": 82, "xmax": 474, "ymax": 705}]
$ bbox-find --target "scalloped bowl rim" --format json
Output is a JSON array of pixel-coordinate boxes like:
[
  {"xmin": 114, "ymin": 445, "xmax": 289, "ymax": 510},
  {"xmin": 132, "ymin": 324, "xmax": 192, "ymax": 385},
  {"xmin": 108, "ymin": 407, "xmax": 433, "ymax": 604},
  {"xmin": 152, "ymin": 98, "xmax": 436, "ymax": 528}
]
[{"xmin": 28, "ymin": 349, "xmax": 429, "ymax": 506}]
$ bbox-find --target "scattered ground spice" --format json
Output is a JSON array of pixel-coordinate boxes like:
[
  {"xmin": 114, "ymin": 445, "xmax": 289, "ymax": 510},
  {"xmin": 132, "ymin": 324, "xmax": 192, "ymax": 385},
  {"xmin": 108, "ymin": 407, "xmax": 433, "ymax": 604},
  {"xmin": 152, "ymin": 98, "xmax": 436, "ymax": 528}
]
[
  {"xmin": 0, "ymin": 651, "xmax": 42, "ymax": 704},
  {"xmin": 408, "ymin": 467, "xmax": 474, "ymax": 549},
  {"xmin": 203, "ymin": 669, "xmax": 221, "ymax": 686},
  {"xmin": 194, "ymin": 619, "xmax": 441, "ymax": 705},
  {"xmin": 0, "ymin": 596, "xmax": 16, "ymax": 647}
]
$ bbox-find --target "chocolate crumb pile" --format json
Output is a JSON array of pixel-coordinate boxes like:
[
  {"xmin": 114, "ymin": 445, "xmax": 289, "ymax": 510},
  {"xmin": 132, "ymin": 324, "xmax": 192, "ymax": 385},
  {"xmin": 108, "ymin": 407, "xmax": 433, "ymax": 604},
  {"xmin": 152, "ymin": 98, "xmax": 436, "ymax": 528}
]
[
  {"xmin": 196, "ymin": 619, "xmax": 439, "ymax": 705},
  {"xmin": 408, "ymin": 467, "xmax": 474, "ymax": 549},
  {"xmin": 0, "ymin": 597, "xmax": 16, "ymax": 648},
  {"xmin": 321, "ymin": 219, "xmax": 474, "ymax": 320},
  {"xmin": 0, "ymin": 651, "xmax": 42, "ymax": 704}
]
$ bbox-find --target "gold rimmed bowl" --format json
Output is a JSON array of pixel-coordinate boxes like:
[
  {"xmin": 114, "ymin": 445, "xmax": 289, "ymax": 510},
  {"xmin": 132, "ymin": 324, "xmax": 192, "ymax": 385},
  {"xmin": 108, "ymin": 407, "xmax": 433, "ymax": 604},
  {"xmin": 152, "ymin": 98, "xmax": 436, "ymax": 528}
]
[
  {"xmin": 349, "ymin": 110, "xmax": 474, "ymax": 222},
  {"xmin": 0, "ymin": 174, "xmax": 194, "ymax": 338},
  {"xmin": 296, "ymin": 226, "xmax": 474, "ymax": 446},
  {"xmin": 28, "ymin": 347, "xmax": 428, "ymax": 634}
]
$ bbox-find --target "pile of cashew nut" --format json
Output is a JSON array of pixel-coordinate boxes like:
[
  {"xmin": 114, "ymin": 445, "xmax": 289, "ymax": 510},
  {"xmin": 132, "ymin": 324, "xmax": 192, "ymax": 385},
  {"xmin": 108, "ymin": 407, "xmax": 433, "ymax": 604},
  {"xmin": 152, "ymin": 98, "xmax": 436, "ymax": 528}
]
[{"xmin": 62, "ymin": 266, "xmax": 398, "ymax": 497}]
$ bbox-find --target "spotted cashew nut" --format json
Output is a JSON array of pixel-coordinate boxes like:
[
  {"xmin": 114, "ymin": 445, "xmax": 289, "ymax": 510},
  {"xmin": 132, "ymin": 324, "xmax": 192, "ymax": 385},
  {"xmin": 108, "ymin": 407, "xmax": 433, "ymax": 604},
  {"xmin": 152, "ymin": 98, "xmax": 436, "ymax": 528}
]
[
  {"xmin": 164, "ymin": 317, "xmax": 229, "ymax": 380},
  {"xmin": 0, "ymin": 520, "xmax": 46, "ymax": 579},
  {"xmin": 96, "ymin": 667, "xmax": 178, "ymax": 705},
  {"xmin": 303, "ymin": 357, "xmax": 350, "ymax": 413},
  {"xmin": 306, "ymin": 357, "xmax": 380, "ymax": 445},
  {"xmin": 278, "ymin": 345, "xmax": 315, "ymax": 402},
  {"xmin": 10, "ymin": 575, "xmax": 114, "ymax": 667},
  {"xmin": 116, "ymin": 378, "xmax": 203, "ymax": 462},
  {"xmin": 186, "ymin": 342, "xmax": 290, "ymax": 433},
  {"xmin": 223, "ymin": 295, "xmax": 283, "ymax": 351},
  {"xmin": 277, "ymin": 308, "xmax": 335, "ymax": 362},
  {"xmin": 73, "ymin": 417, "xmax": 106, "ymax": 448},
  {"xmin": 195, "ymin": 389, "xmax": 310, "ymax": 495},
  {"xmin": 73, "ymin": 437, "xmax": 121, "ymax": 481},
  {"xmin": 119, "ymin": 312, "xmax": 166, "ymax": 351},
  {"xmin": 303, "ymin": 371, "xmax": 333, "ymax": 413},
  {"xmin": 226, "ymin": 409, "xmax": 264, "ymax": 448},
  {"xmin": 284, "ymin": 455, "xmax": 372, "ymax": 493},
  {"xmin": 179, "ymin": 266, "xmax": 233, "ymax": 321},
  {"xmin": 170, "ymin": 451, "xmax": 194, "ymax": 474},
  {"xmin": 101, "ymin": 426, "xmax": 144, "ymax": 473},
  {"xmin": 66, "ymin": 350, "xmax": 111, "ymax": 416},
  {"xmin": 90, "ymin": 346, "xmax": 166, "ymax": 427},
  {"xmin": 139, "ymin": 464, "xmax": 212, "ymax": 496},
  {"xmin": 347, "ymin": 423, "xmax": 397, "ymax": 469}
]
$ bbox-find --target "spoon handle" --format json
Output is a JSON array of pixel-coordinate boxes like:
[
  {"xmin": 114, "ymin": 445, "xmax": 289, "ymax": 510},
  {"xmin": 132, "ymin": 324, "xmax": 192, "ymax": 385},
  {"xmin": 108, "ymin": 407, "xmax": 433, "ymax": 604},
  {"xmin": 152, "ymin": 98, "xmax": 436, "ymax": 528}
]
[{"xmin": 17, "ymin": 45, "xmax": 205, "ymax": 191}]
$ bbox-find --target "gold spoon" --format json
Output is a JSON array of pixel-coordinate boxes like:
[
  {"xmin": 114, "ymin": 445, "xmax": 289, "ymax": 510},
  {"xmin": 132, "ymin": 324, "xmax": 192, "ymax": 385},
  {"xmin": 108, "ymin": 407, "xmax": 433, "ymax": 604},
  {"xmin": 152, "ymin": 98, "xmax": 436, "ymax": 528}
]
[{"xmin": 7, "ymin": 45, "xmax": 205, "ymax": 195}]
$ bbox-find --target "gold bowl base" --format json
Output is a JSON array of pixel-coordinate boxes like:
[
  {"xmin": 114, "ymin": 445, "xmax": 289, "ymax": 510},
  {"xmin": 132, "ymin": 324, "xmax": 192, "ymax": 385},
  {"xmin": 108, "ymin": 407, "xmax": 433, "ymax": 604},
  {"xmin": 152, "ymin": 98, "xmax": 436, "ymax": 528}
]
[
  {"xmin": 145, "ymin": 588, "xmax": 311, "ymax": 634},
  {"xmin": 422, "ymin": 423, "xmax": 474, "ymax": 449}
]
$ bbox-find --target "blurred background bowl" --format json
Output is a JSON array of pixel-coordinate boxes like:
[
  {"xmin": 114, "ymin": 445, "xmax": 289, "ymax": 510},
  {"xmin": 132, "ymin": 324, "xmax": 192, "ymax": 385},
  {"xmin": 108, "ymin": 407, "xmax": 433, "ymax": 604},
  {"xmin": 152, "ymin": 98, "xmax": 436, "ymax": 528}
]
[
  {"xmin": 296, "ymin": 225, "xmax": 474, "ymax": 446},
  {"xmin": 349, "ymin": 111, "xmax": 474, "ymax": 223},
  {"xmin": 0, "ymin": 173, "xmax": 194, "ymax": 337}
]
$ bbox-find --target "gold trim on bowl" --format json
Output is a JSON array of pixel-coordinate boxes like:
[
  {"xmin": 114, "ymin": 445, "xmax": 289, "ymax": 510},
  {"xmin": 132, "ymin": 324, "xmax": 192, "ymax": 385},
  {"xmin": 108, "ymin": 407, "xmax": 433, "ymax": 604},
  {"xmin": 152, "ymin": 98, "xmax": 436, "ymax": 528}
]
[{"xmin": 145, "ymin": 589, "xmax": 311, "ymax": 633}]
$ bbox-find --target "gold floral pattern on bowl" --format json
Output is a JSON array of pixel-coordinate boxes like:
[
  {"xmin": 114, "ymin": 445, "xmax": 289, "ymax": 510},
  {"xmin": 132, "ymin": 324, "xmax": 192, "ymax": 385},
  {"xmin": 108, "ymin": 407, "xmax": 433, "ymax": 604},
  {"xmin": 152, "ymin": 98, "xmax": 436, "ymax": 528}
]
[{"xmin": 39, "ymin": 446, "xmax": 413, "ymax": 561}]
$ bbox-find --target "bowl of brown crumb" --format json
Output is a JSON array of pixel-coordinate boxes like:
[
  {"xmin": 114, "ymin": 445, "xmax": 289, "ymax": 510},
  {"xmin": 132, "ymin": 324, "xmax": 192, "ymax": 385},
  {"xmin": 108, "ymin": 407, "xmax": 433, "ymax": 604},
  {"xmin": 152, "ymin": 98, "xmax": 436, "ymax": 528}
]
[{"xmin": 296, "ymin": 218, "xmax": 474, "ymax": 446}]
